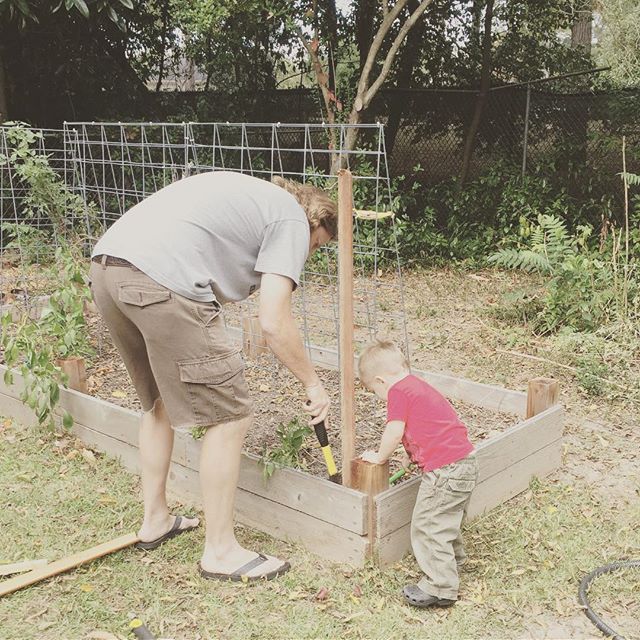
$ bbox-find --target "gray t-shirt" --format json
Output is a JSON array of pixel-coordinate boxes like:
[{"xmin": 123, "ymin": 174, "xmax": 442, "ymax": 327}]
[{"xmin": 92, "ymin": 171, "xmax": 310, "ymax": 303}]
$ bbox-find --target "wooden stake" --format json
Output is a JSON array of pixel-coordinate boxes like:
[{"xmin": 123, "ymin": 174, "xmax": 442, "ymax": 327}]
[
  {"xmin": 526, "ymin": 377, "xmax": 559, "ymax": 419},
  {"xmin": 0, "ymin": 533, "xmax": 139, "ymax": 597},
  {"xmin": 338, "ymin": 169, "xmax": 355, "ymax": 487},
  {"xmin": 351, "ymin": 458, "xmax": 389, "ymax": 555},
  {"xmin": 55, "ymin": 356, "xmax": 88, "ymax": 394},
  {"xmin": 0, "ymin": 559, "xmax": 48, "ymax": 577},
  {"xmin": 242, "ymin": 315, "xmax": 268, "ymax": 359}
]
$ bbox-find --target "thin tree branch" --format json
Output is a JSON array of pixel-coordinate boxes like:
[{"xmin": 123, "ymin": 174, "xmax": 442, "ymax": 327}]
[
  {"xmin": 294, "ymin": 24, "xmax": 335, "ymax": 125},
  {"xmin": 354, "ymin": 0, "xmax": 410, "ymax": 108},
  {"xmin": 495, "ymin": 349, "xmax": 630, "ymax": 393},
  {"xmin": 362, "ymin": 0, "xmax": 433, "ymax": 108}
]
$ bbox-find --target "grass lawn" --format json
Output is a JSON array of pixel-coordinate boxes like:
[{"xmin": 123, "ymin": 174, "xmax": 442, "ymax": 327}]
[{"xmin": 1, "ymin": 268, "xmax": 639, "ymax": 639}]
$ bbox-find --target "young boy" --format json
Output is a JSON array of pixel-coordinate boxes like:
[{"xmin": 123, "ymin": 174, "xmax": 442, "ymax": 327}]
[{"xmin": 359, "ymin": 339, "xmax": 478, "ymax": 608}]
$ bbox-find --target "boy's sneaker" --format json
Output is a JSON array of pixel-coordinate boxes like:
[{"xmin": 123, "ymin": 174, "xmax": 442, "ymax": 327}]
[{"xmin": 402, "ymin": 584, "xmax": 456, "ymax": 608}]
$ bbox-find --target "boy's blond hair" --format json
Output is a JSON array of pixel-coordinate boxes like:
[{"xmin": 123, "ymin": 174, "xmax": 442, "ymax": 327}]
[
  {"xmin": 272, "ymin": 176, "xmax": 338, "ymax": 239},
  {"xmin": 358, "ymin": 339, "xmax": 409, "ymax": 385}
]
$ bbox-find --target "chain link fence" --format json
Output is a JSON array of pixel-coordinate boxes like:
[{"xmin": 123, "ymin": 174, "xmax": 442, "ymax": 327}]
[{"xmin": 128, "ymin": 78, "xmax": 639, "ymax": 208}]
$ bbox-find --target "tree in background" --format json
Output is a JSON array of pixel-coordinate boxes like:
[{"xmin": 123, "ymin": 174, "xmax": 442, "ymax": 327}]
[
  {"xmin": 0, "ymin": 0, "xmax": 143, "ymax": 125},
  {"xmin": 297, "ymin": 0, "xmax": 435, "ymax": 170},
  {"xmin": 595, "ymin": 0, "xmax": 640, "ymax": 87},
  {"xmin": 0, "ymin": 0, "xmax": 619, "ymax": 130}
]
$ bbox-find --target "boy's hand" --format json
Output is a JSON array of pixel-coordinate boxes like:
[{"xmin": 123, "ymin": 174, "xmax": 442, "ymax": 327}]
[
  {"xmin": 361, "ymin": 450, "xmax": 383, "ymax": 464},
  {"xmin": 400, "ymin": 451, "xmax": 412, "ymax": 470}
]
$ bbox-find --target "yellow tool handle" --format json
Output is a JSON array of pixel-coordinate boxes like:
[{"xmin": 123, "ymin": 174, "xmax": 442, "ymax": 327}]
[{"xmin": 321, "ymin": 445, "xmax": 338, "ymax": 477}]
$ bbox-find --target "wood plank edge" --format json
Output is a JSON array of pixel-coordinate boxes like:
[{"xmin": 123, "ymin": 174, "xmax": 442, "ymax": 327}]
[{"xmin": 377, "ymin": 436, "xmax": 563, "ymax": 542}]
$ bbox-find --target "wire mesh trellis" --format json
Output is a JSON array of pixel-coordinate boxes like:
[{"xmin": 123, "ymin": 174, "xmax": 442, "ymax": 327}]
[
  {"xmin": 0, "ymin": 126, "xmax": 79, "ymax": 262},
  {"xmin": 63, "ymin": 121, "xmax": 410, "ymax": 365},
  {"xmin": 1, "ymin": 121, "xmax": 410, "ymax": 464},
  {"xmin": 0, "ymin": 125, "xmax": 85, "ymax": 320}
]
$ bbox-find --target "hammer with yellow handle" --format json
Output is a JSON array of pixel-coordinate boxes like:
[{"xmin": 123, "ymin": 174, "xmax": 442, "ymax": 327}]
[{"xmin": 313, "ymin": 419, "xmax": 341, "ymax": 483}]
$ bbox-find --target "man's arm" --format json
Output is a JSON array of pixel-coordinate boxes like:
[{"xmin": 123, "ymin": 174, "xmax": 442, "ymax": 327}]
[{"xmin": 258, "ymin": 273, "xmax": 330, "ymax": 423}]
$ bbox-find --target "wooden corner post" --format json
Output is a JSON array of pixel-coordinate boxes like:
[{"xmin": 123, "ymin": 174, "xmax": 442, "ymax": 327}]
[
  {"xmin": 526, "ymin": 377, "xmax": 559, "ymax": 419},
  {"xmin": 351, "ymin": 458, "xmax": 389, "ymax": 555},
  {"xmin": 338, "ymin": 169, "xmax": 355, "ymax": 487}
]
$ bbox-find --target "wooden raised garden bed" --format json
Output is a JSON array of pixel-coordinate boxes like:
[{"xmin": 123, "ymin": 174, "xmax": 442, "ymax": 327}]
[
  {"xmin": 0, "ymin": 169, "xmax": 564, "ymax": 567},
  {"xmin": 0, "ymin": 357, "xmax": 563, "ymax": 568}
]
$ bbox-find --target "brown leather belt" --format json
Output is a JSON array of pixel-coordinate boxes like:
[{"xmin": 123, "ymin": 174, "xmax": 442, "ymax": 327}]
[{"xmin": 91, "ymin": 255, "xmax": 135, "ymax": 267}]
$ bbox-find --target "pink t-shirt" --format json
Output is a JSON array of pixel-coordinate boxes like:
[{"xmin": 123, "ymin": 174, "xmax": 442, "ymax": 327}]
[{"xmin": 387, "ymin": 374, "xmax": 473, "ymax": 472}]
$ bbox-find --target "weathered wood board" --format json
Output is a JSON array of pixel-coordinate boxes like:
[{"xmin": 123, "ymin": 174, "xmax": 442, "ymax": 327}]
[
  {"xmin": 0, "ymin": 364, "xmax": 561, "ymax": 568},
  {"xmin": 374, "ymin": 405, "xmax": 564, "ymax": 566},
  {"xmin": 225, "ymin": 330, "xmax": 529, "ymax": 416},
  {"xmin": 0, "ymin": 365, "xmax": 369, "ymax": 566}
]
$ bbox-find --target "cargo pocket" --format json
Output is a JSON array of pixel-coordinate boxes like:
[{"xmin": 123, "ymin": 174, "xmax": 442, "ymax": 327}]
[
  {"xmin": 445, "ymin": 460, "xmax": 477, "ymax": 493},
  {"xmin": 118, "ymin": 283, "xmax": 171, "ymax": 307},
  {"xmin": 446, "ymin": 478, "xmax": 476, "ymax": 493},
  {"xmin": 178, "ymin": 351, "xmax": 250, "ymax": 426}
]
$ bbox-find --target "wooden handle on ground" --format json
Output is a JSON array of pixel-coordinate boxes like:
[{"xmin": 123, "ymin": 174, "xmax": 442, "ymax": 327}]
[{"xmin": 0, "ymin": 532, "xmax": 139, "ymax": 597}]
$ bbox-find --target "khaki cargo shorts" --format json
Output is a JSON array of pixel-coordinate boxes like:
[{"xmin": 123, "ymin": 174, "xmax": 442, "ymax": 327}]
[{"xmin": 89, "ymin": 257, "xmax": 253, "ymax": 432}]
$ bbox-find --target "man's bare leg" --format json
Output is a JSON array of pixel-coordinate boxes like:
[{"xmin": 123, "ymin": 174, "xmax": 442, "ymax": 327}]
[
  {"xmin": 137, "ymin": 398, "xmax": 199, "ymax": 540},
  {"xmin": 199, "ymin": 414, "xmax": 287, "ymax": 577}
]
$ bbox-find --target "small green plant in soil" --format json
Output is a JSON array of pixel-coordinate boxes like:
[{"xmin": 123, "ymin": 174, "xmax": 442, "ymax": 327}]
[{"xmin": 259, "ymin": 418, "xmax": 312, "ymax": 480}]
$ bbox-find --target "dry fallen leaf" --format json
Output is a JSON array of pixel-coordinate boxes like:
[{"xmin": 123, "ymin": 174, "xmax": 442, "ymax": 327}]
[
  {"xmin": 315, "ymin": 587, "xmax": 329, "ymax": 601},
  {"xmin": 81, "ymin": 449, "xmax": 97, "ymax": 466},
  {"xmin": 110, "ymin": 389, "xmax": 127, "ymax": 398}
]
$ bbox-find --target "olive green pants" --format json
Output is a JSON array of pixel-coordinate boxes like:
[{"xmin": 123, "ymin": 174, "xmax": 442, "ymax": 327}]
[{"xmin": 410, "ymin": 453, "xmax": 478, "ymax": 600}]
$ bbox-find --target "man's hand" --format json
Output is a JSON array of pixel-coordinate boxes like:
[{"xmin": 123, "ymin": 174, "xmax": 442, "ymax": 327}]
[
  {"xmin": 400, "ymin": 451, "xmax": 412, "ymax": 470},
  {"xmin": 361, "ymin": 450, "xmax": 384, "ymax": 464},
  {"xmin": 304, "ymin": 383, "xmax": 330, "ymax": 425}
]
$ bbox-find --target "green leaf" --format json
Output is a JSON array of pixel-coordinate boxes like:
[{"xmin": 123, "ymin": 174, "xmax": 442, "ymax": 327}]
[
  {"xmin": 118, "ymin": 0, "xmax": 134, "ymax": 8},
  {"xmin": 3, "ymin": 369, "xmax": 14, "ymax": 386},
  {"xmin": 62, "ymin": 411, "xmax": 74, "ymax": 429},
  {"xmin": 106, "ymin": 5, "xmax": 118, "ymax": 22}
]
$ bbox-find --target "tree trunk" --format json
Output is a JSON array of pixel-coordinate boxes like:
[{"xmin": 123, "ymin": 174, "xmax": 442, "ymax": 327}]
[
  {"xmin": 185, "ymin": 58, "xmax": 196, "ymax": 91},
  {"xmin": 459, "ymin": 0, "xmax": 494, "ymax": 188},
  {"xmin": 571, "ymin": 8, "xmax": 592, "ymax": 55},
  {"xmin": 384, "ymin": 0, "xmax": 425, "ymax": 157},
  {"xmin": 155, "ymin": 0, "xmax": 170, "ymax": 92},
  {"xmin": 0, "ymin": 46, "xmax": 8, "ymax": 122},
  {"xmin": 356, "ymin": 0, "xmax": 377, "ymax": 73},
  {"xmin": 322, "ymin": 0, "xmax": 339, "ymax": 95},
  {"xmin": 567, "ymin": 6, "xmax": 592, "ymax": 197}
]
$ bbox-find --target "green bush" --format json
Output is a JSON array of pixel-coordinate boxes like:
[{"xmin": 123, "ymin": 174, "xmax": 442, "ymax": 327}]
[
  {"xmin": 488, "ymin": 212, "xmax": 638, "ymax": 333},
  {"xmin": 1, "ymin": 244, "xmax": 93, "ymax": 430}
]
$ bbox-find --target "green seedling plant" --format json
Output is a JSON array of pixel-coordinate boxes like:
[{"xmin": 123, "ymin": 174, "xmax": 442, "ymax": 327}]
[
  {"xmin": 0, "ymin": 123, "xmax": 99, "ymax": 430},
  {"xmin": 1, "ymin": 245, "xmax": 92, "ymax": 430},
  {"xmin": 1, "ymin": 313, "xmax": 72, "ymax": 430},
  {"xmin": 41, "ymin": 245, "xmax": 93, "ymax": 359},
  {"xmin": 259, "ymin": 418, "xmax": 312, "ymax": 481},
  {"xmin": 0, "ymin": 222, "xmax": 50, "ymax": 265}
]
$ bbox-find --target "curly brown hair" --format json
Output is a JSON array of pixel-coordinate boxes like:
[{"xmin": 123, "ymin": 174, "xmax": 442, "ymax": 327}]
[{"xmin": 272, "ymin": 176, "xmax": 338, "ymax": 239}]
